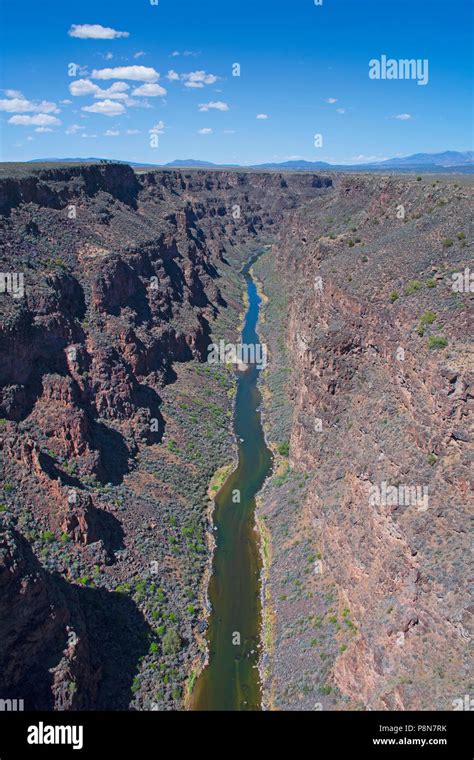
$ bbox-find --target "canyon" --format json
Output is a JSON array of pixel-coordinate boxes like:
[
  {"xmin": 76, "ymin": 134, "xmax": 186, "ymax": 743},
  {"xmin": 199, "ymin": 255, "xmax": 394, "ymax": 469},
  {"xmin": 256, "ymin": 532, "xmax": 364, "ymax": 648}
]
[{"xmin": 0, "ymin": 162, "xmax": 471, "ymax": 711}]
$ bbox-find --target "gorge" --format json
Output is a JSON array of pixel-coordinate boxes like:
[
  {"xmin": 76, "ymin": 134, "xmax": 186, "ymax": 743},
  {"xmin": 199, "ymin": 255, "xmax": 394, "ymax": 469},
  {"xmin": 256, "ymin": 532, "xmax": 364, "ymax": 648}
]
[{"xmin": 0, "ymin": 163, "xmax": 471, "ymax": 712}]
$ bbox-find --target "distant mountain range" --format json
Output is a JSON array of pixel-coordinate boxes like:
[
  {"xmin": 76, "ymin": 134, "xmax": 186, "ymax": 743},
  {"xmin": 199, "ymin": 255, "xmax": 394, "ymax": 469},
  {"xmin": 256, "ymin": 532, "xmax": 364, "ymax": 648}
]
[{"xmin": 27, "ymin": 151, "xmax": 473, "ymax": 173}]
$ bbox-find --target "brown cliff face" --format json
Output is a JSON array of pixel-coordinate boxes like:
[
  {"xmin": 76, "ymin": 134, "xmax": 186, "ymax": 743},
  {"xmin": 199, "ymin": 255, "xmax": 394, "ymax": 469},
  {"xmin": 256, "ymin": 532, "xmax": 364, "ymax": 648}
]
[{"xmin": 255, "ymin": 173, "xmax": 472, "ymax": 710}]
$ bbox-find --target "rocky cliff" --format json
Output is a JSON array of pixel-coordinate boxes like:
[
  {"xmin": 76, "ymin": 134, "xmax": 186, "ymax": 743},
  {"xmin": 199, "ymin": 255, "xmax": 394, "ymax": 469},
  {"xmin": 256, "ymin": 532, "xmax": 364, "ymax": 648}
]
[
  {"xmin": 254, "ymin": 173, "xmax": 472, "ymax": 710},
  {"xmin": 0, "ymin": 163, "xmax": 470, "ymax": 711}
]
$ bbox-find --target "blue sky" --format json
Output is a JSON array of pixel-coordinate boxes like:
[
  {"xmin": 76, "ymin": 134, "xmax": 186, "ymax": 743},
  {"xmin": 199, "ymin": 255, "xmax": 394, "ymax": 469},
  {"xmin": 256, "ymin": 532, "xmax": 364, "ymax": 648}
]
[{"xmin": 0, "ymin": 0, "xmax": 472, "ymax": 164}]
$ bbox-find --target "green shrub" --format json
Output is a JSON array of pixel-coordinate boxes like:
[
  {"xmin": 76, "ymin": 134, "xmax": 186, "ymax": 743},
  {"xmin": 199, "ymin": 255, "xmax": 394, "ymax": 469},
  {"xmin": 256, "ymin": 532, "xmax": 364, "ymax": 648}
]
[
  {"xmin": 404, "ymin": 280, "xmax": 423, "ymax": 295},
  {"xmin": 277, "ymin": 441, "xmax": 289, "ymax": 457},
  {"xmin": 390, "ymin": 291, "xmax": 399, "ymax": 303},
  {"xmin": 442, "ymin": 238, "xmax": 453, "ymax": 248},
  {"xmin": 162, "ymin": 628, "xmax": 181, "ymax": 655},
  {"xmin": 427, "ymin": 335, "xmax": 448, "ymax": 350},
  {"xmin": 417, "ymin": 310, "xmax": 437, "ymax": 336}
]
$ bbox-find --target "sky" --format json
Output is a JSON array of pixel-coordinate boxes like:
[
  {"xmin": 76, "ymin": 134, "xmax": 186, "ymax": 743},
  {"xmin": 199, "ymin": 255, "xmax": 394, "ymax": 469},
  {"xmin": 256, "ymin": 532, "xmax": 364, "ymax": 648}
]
[{"xmin": 0, "ymin": 0, "xmax": 472, "ymax": 165}]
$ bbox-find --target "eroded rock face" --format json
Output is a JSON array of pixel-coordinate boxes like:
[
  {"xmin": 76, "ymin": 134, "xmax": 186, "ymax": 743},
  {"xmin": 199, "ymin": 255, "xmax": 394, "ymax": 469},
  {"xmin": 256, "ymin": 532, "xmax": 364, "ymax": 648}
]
[
  {"xmin": 0, "ymin": 526, "xmax": 100, "ymax": 709},
  {"xmin": 0, "ymin": 163, "xmax": 470, "ymax": 711},
  {"xmin": 255, "ymin": 173, "xmax": 472, "ymax": 710}
]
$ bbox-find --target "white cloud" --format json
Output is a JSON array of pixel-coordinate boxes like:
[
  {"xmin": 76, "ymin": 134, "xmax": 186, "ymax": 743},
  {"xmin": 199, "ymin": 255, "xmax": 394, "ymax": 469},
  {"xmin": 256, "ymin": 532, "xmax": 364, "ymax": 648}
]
[
  {"xmin": 104, "ymin": 129, "xmax": 120, "ymax": 136},
  {"xmin": 183, "ymin": 70, "xmax": 217, "ymax": 87},
  {"xmin": 65, "ymin": 124, "xmax": 85, "ymax": 135},
  {"xmin": 8, "ymin": 113, "xmax": 61, "ymax": 126},
  {"xmin": 394, "ymin": 113, "xmax": 412, "ymax": 120},
  {"xmin": 171, "ymin": 50, "xmax": 199, "ymax": 57},
  {"xmin": 0, "ymin": 97, "xmax": 58, "ymax": 113},
  {"xmin": 68, "ymin": 24, "xmax": 129, "ymax": 39},
  {"xmin": 134, "ymin": 51, "xmax": 146, "ymax": 58},
  {"xmin": 69, "ymin": 78, "xmax": 130, "ymax": 99},
  {"xmin": 91, "ymin": 65, "xmax": 159, "ymax": 81},
  {"xmin": 131, "ymin": 82, "xmax": 167, "ymax": 97},
  {"xmin": 5, "ymin": 89, "xmax": 23, "ymax": 98},
  {"xmin": 256, "ymin": 113, "xmax": 268, "ymax": 119},
  {"xmin": 149, "ymin": 120, "xmax": 165, "ymax": 134},
  {"xmin": 336, "ymin": 108, "xmax": 346, "ymax": 114},
  {"xmin": 166, "ymin": 70, "xmax": 218, "ymax": 87},
  {"xmin": 126, "ymin": 128, "xmax": 141, "ymax": 134},
  {"xmin": 82, "ymin": 99, "xmax": 125, "ymax": 116},
  {"xmin": 123, "ymin": 98, "xmax": 152, "ymax": 108},
  {"xmin": 60, "ymin": 99, "xmax": 72, "ymax": 105},
  {"xmin": 26, "ymin": 136, "xmax": 34, "ymax": 141},
  {"xmin": 35, "ymin": 127, "xmax": 53, "ymax": 133},
  {"xmin": 198, "ymin": 100, "xmax": 229, "ymax": 112},
  {"xmin": 325, "ymin": 97, "xmax": 337, "ymax": 104},
  {"xmin": 198, "ymin": 128, "xmax": 213, "ymax": 134},
  {"xmin": 223, "ymin": 129, "xmax": 236, "ymax": 134},
  {"xmin": 104, "ymin": 52, "xmax": 114, "ymax": 60}
]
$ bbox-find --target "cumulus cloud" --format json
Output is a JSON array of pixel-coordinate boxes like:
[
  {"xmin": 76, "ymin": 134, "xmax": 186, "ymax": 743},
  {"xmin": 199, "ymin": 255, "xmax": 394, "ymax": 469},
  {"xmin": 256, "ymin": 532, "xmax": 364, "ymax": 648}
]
[
  {"xmin": 35, "ymin": 127, "xmax": 53, "ymax": 133},
  {"xmin": 8, "ymin": 113, "xmax": 61, "ymax": 126},
  {"xmin": 134, "ymin": 51, "xmax": 146, "ymax": 59},
  {"xmin": 65, "ymin": 124, "xmax": 85, "ymax": 135},
  {"xmin": 82, "ymin": 99, "xmax": 125, "ymax": 116},
  {"xmin": 149, "ymin": 120, "xmax": 165, "ymax": 134},
  {"xmin": 91, "ymin": 65, "xmax": 159, "ymax": 81},
  {"xmin": 394, "ymin": 113, "xmax": 412, "ymax": 120},
  {"xmin": 198, "ymin": 100, "xmax": 229, "ymax": 112},
  {"xmin": 198, "ymin": 128, "xmax": 213, "ymax": 134},
  {"xmin": 104, "ymin": 129, "xmax": 120, "ymax": 136},
  {"xmin": 166, "ymin": 70, "xmax": 217, "ymax": 88},
  {"xmin": 325, "ymin": 97, "xmax": 337, "ymax": 104},
  {"xmin": 256, "ymin": 113, "xmax": 268, "ymax": 119},
  {"xmin": 336, "ymin": 107, "xmax": 346, "ymax": 114},
  {"xmin": 68, "ymin": 24, "xmax": 129, "ymax": 39},
  {"xmin": 131, "ymin": 82, "xmax": 167, "ymax": 97},
  {"xmin": 0, "ymin": 97, "xmax": 58, "ymax": 113},
  {"xmin": 183, "ymin": 71, "xmax": 217, "ymax": 87},
  {"xmin": 69, "ymin": 78, "xmax": 130, "ymax": 99}
]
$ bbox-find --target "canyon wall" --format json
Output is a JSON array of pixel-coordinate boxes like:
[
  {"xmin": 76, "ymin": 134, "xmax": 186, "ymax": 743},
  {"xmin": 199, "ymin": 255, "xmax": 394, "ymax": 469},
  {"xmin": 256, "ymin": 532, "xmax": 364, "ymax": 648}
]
[
  {"xmin": 0, "ymin": 163, "xmax": 471, "ymax": 710},
  {"xmin": 255, "ymin": 173, "xmax": 472, "ymax": 710}
]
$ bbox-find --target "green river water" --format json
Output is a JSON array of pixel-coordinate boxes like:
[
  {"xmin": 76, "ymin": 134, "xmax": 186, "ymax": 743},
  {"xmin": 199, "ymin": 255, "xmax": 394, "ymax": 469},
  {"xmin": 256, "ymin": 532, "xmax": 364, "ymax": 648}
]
[{"xmin": 191, "ymin": 254, "xmax": 273, "ymax": 711}]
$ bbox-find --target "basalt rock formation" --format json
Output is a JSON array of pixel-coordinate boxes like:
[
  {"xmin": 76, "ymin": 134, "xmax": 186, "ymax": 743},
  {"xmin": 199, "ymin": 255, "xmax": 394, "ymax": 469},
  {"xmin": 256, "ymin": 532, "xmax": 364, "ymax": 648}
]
[{"xmin": 0, "ymin": 162, "xmax": 471, "ymax": 711}]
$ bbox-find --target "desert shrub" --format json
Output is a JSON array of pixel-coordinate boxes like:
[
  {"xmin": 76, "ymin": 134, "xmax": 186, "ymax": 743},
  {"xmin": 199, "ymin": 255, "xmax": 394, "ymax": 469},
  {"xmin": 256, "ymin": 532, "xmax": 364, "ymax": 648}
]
[
  {"xmin": 427, "ymin": 335, "xmax": 448, "ymax": 350},
  {"xmin": 162, "ymin": 628, "xmax": 181, "ymax": 655},
  {"xmin": 404, "ymin": 280, "xmax": 423, "ymax": 295}
]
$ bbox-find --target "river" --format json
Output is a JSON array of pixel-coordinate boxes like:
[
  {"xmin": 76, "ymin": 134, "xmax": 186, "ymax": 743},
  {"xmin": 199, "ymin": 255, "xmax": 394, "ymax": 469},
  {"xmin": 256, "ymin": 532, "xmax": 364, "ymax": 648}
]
[{"xmin": 191, "ymin": 253, "xmax": 273, "ymax": 711}]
